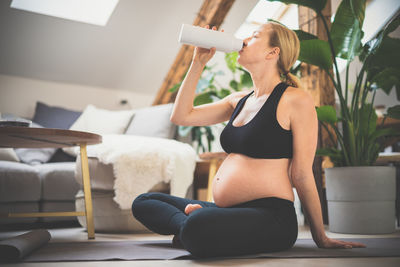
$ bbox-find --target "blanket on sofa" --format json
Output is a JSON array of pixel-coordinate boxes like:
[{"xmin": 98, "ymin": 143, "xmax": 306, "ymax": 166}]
[{"xmin": 81, "ymin": 134, "xmax": 197, "ymax": 210}]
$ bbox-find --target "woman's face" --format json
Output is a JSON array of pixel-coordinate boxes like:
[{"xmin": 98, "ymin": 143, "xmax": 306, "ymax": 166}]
[{"xmin": 238, "ymin": 24, "xmax": 279, "ymax": 67}]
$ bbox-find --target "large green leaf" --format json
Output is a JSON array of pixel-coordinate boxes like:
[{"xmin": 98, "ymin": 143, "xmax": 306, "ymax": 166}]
[
  {"xmin": 342, "ymin": 120, "xmax": 357, "ymax": 165},
  {"xmin": 240, "ymin": 70, "xmax": 253, "ymax": 88},
  {"xmin": 193, "ymin": 92, "xmax": 213, "ymax": 106},
  {"xmin": 359, "ymin": 103, "xmax": 377, "ymax": 138},
  {"xmin": 330, "ymin": 0, "xmax": 365, "ymax": 60},
  {"xmin": 225, "ymin": 52, "xmax": 238, "ymax": 73},
  {"xmin": 365, "ymin": 36, "xmax": 400, "ymax": 98},
  {"xmin": 299, "ymin": 39, "xmax": 332, "ymax": 71},
  {"xmin": 216, "ymin": 88, "xmax": 231, "ymax": 99},
  {"xmin": 369, "ymin": 127, "xmax": 400, "ymax": 143},
  {"xmin": 293, "ymin": 30, "xmax": 318, "ymax": 41},
  {"xmin": 369, "ymin": 36, "xmax": 400, "ymax": 69},
  {"xmin": 349, "ymin": 0, "xmax": 366, "ymax": 29},
  {"xmin": 316, "ymin": 105, "xmax": 337, "ymax": 124},
  {"xmin": 360, "ymin": 15, "xmax": 399, "ymax": 62},
  {"xmin": 168, "ymin": 82, "xmax": 181, "ymax": 93},
  {"xmin": 387, "ymin": 105, "xmax": 400, "ymax": 120},
  {"xmin": 370, "ymin": 68, "xmax": 400, "ymax": 95},
  {"xmin": 230, "ymin": 80, "xmax": 239, "ymax": 91},
  {"xmin": 266, "ymin": 0, "xmax": 327, "ymax": 13}
]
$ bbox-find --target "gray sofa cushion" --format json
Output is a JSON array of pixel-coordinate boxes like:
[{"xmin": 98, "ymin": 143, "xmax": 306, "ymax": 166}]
[
  {"xmin": 0, "ymin": 202, "xmax": 39, "ymax": 224},
  {"xmin": 32, "ymin": 101, "xmax": 82, "ymax": 129},
  {"xmin": 0, "ymin": 161, "xmax": 41, "ymax": 202},
  {"xmin": 39, "ymin": 200, "xmax": 77, "ymax": 223},
  {"xmin": 14, "ymin": 122, "xmax": 57, "ymax": 165},
  {"xmin": 31, "ymin": 102, "xmax": 82, "ymax": 163},
  {"xmin": 36, "ymin": 162, "xmax": 80, "ymax": 201},
  {"xmin": 125, "ymin": 103, "xmax": 177, "ymax": 139}
]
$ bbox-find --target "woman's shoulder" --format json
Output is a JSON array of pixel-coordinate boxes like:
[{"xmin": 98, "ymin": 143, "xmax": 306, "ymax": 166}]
[
  {"xmin": 227, "ymin": 89, "xmax": 253, "ymax": 108},
  {"xmin": 285, "ymin": 86, "xmax": 314, "ymax": 107}
]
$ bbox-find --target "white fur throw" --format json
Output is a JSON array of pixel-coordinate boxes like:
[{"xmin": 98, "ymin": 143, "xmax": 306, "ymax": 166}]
[{"xmin": 83, "ymin": 134, "xmax": 197, "ymax": 210}]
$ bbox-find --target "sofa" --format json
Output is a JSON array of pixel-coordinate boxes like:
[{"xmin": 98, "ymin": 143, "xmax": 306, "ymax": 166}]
[{"xmin": 0, "ymin": 101, "xmax": 194, "ymax": 232}]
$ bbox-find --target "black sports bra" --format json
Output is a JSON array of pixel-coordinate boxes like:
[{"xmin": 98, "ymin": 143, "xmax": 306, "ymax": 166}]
[{"xmin": 220, "ymin": 82, "xmax": 293, "ymax": 159}]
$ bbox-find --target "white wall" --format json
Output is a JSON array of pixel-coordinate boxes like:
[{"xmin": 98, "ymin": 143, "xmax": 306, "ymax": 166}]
[{"xmin": 0, "ymin": 74, "xmax": 153, "ymax": 119}]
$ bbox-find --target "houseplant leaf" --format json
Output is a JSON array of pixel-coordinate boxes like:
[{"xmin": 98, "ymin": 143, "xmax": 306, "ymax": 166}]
[
  {"xmin": 240, "ymin": 70, "xmax": 253, "ymax": 88},
  {"xmin": 225, "ymin": 52, "xmax": 238, "ymax": 73},
  {"xmin": 316, "ymin": 105, "xmax": 338, "ymax": 124},
  {"xmin": 299, "ymin": 39, "xmax": 332, "ymax": 71},
  {"xmin": 194, "ymin": 91, "xmax": 213, "ymax": 106},
  {"xmin": 387, "ymin": 105, "xmax": 400, "ymax": 120},
  {"xmin": 293, "ymin": 30, "xmax": 318, "ymax": 41},
  {"xmin": 370, "ymin": 68, "xmax": 400, "ymax": 95},
  {"xmin": 330, "ymin": 0, "xmax": 365, "ymax": 60},
  {"xmin": 359, "ymin": 103, "xmax": 377, "ymax": 137}
]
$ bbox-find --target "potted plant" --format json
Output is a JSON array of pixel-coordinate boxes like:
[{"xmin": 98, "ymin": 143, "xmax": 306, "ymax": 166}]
[
  {"xmin": 268, "ymin": 0, "xmax": 400, "ymax": 233},
  {"xmin": 169, "ymin": 53, "xmax": 253, "ymax": 154}
]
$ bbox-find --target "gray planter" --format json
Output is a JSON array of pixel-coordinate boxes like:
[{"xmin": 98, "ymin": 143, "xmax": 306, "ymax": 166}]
[{"xmin": 325, "ymin": 166, "xmax": 396, "ymax": 234}]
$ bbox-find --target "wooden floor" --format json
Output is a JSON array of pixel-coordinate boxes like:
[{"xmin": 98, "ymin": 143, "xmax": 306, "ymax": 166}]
[{"xmin": 1, "ymin": 223, "xmax": 399, "ymax": 266}]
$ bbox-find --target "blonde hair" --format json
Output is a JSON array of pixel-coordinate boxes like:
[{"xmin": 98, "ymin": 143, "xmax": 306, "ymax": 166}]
[{"xmin": 266, "ymin": 22, "xmax": 303, "ymax": 89}]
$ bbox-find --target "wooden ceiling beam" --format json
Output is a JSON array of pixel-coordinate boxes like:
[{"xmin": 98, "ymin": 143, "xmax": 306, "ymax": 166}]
[{"xmin": 152, "ymin": 0, "xmax": 235, "ymax": 105}]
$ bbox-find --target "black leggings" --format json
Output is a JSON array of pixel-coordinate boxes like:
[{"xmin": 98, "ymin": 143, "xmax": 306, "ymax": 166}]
[{"xmin": 131, "ymin": 192, "xmax": 298, "ymax": 258}]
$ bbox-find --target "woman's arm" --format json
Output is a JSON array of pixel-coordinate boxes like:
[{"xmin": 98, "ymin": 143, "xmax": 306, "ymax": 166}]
[
  {"xmin": 288, "ymin": 90, "xmax": 325, "ymax": 242},
  {"xmin": 289, "ymin": 89, "xmax": 366, "ymax": 249}
]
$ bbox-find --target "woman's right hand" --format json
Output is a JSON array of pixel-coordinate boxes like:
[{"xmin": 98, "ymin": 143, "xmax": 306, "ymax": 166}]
[{"xmin": 192, "ymin": 25, "xmax": 224, "ymax": 66}]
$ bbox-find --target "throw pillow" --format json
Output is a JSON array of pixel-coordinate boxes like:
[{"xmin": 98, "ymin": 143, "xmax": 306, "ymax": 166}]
[
  {"xmin": 62, "ymin": 104, "xmax": 135, "ymax": 156},
  {"xmin": 32, "ymin": 101, "xmax": 82, "ymax": 129},
  {"xmin": 0, "ymin": 148, "xmax": 20, "ymax": 162},
  {"xmin": 14, "ymin": 122, "xmax": 58, "ymax": 165},
  {"xmin": 125, "ymin": 103, "xmax": 176, "ymax": 139}
]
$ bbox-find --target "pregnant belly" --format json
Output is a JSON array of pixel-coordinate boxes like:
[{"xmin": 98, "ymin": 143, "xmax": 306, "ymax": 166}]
[{"xmin": 212, "ymin": 153, "xmax": 294, "ymax": 207}]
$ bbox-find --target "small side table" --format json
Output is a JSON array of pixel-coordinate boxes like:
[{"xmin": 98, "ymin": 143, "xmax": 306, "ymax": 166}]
[
  {"xmin": 0, "ymin": 126, "xmax": 102, "ymax": 239},
  {"xmin": 198, "ymin": 152, "xmax": 228, "ymax": 202}
]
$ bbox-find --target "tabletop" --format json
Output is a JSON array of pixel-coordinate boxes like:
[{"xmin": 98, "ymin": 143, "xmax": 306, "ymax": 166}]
[{"xmin": 0, "ymin": 126, "xmax": 102, "ymax": 148}]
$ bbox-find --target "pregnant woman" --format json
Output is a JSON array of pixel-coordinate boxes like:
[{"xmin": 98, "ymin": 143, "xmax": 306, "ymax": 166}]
[{"xmin": 132, "ymin": 22, "xmax": 366, "ymax": 258}]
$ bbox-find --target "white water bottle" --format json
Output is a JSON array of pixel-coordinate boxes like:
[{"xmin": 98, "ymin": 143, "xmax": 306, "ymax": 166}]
[{"xmin": 178, "ymin": 24, "xmax": 244, "ymax": 53}]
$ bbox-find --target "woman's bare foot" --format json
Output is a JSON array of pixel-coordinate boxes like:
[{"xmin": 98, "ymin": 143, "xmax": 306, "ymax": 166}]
[{"xmin": 184, "ymin": 204, "xmax": 202, "ymax": 215}]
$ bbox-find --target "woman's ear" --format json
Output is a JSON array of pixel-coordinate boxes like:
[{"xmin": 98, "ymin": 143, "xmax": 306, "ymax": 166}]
[{"xmin": 265, "ymin": 47, "xmax": 280, "ymax": 60}]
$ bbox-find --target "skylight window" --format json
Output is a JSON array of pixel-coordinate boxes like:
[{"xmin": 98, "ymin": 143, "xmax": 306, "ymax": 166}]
[
  {"xmin": 10, "ymin": 0, "xmax": 119, "ymax": 26},
  {"xmin": 236, "ymin": 0, "xmax": 400, "ymax": 75}
]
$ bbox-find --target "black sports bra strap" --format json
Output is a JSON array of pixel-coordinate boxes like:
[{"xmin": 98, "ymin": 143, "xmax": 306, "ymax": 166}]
[
  {"xmin": 230, "ymin": 92, "xmax": 252, "ymax": 122},
  {"xmin": 270, "ymin": 82, "xmax": 289, "ymax": 107}
]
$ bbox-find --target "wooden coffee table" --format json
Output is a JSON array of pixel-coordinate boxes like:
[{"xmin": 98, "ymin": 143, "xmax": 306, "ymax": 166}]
[{"xmin": 0, "ymin": 126, "xmax": 102, "ymax": 239}]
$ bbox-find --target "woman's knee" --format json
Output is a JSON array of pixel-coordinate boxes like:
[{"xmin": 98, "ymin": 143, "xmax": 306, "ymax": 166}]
[
  {"xmin": 131, "ymin": 192, "xmax": 160, "ymax": 218},
  {"xmin": 179, "ymin": 209, "xmax": 215, "ymax": 258}
]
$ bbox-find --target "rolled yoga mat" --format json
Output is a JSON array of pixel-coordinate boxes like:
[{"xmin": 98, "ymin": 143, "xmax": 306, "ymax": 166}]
[
  {"xmin": 0, "ymin": 229, "xmax": 51, "ymax": 262},
  {"xmin": 7, "ymin": 237, "xmax": 400, "ymax": 262}
]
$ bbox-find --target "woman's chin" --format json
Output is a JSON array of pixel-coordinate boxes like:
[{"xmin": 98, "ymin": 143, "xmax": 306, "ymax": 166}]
[{"xmin": 237, "ymin": 58, "xmax": 247, "ymax": 69}]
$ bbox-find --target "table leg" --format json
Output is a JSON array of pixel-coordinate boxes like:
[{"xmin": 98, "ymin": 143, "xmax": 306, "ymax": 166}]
[
  {"xmin": 80, "ymin": 144, "xmax": 95, "ymax": 239},
  {"xmin": 206, "ymin": 159, "xmax": 219, "ymax": 202}
]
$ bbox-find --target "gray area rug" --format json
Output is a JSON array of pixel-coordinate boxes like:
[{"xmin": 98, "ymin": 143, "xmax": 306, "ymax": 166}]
[{"xmin": 1, "ymin": 230, "xmax": 399, "ymax": 262}]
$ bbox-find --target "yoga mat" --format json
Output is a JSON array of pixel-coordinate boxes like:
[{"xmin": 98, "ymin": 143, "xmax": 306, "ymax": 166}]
[
  {"xmin": 0, "ymin": 229, "xmax": 51, "ymax": 262},
  {"xmin": 6, "ymin": 237, "xmax": 400, "ymax": 262}
]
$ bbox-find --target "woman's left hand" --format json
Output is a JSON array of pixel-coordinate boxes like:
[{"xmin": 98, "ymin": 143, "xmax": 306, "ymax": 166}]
[{"xmin": 316, "ymin": 235, "xmax": 367, "ymax": 249}]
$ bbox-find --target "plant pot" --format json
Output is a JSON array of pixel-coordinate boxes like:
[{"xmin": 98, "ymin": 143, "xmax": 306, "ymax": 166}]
[{"xmin": 325, "ymin": 166, "xmax": 396, "ymax": 234}]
